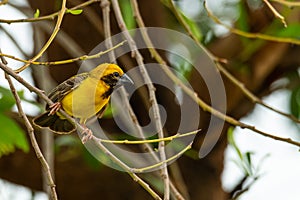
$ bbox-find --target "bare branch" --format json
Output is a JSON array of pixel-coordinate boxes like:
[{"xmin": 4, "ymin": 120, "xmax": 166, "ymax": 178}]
[
  {"xmin": 271, "ymin": 0, "xmax": 300, "ymax": 8},
  {"xmin": 163, "ymin": 0, "xmax": 300, "ymax": 147},
  {"xmin": 111, "ymin": 0, "xmax": 170, "ymax": 198},
  {"xmin": 0, "ymin": 0, "xmax": 100, "ymax": 24},
  {"xmin": 100, "ymin": 0, "xmax": 116, "ymax": 62},
  {"xmin": 15, "ymin": 0, "xmax": 68, "ymax": 72},
  {"xmin": 0, "ymin": 40, "xmax": 126, "ymax": 65},
  {"xmin": 263, "ymin": 0, "xmax": 287, "ymax": 27},
  {"xmin": 3, "ymin": 69, "xmax": 58, "ymax": 200},
  {"xmin": 204, "ymin": 1, "xmax": 300, "ymax": 45}
]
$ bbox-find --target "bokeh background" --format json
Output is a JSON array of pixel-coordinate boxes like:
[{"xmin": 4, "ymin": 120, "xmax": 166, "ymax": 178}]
[{"xmin": 1, "ymin": 0, "xmax": 300, "ymax": 199}]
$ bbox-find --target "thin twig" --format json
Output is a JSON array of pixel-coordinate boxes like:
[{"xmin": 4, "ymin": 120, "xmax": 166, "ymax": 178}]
[
  {"xmin": 0, "ymin": 49, "xmax": 7, "ymax": 64},
  {"xmin": 0, "ymin": 40, "xmax": 126, "ymax": 65},
  {"xmin": 37, "ymin": 21, "xmax": 86, "ymax": 59},
  {"xmin": 263, "ymin": 0, "xmax": 287, "ymax": 27},
  {"xmin": 215, "ymin": 62, "xmax": 300, "ymax": 124},
  {"xmin": 120, "ymin": 86, "xmax": 181, "ymax": 199},
  {"xmin": 15, "ymin": 0, "xmax": 67, "ymax": 73},
  {"xmin": 130, "ymin": 0, "xmax": 161, "ymax": 61},
  {"xmin": 271, "ymin": 0, "xmax": 300, "ymax": 8},
  {"xmin": 111, "ymin": 0, "xmax": 170, "ymax": 198},
  {"xmin": 100, "ymin": 2, "xmax": 169, "ymax": 198},
  {"xmin": 99, "ymin": 130, "xmax": 198, "ymax": 144},
  {"xmin": 163, "ymin": 0, "xmax": 300, "ymax": 147},
  {"xmin": 130, "ymin": 0, "xmax": 300, "ymax": 196},
  {"xmin": 131, "ymin": 143, "xmax": 192, "ymax": 173},
  {"xmin": 100, "ymin": 2, "xmax": 162, "ymax": 197},
  {"xmin": 91, "ymin": 137, "xmax": 162, "ymax": 200},
  {"xmin": 204, "ymin": 1, "xmax": 300, "ymax": 45},
  {"xmin": 119, "ymin": 17, "xmax": 300, "ymax": 148},
  {"xmin": 120, "ymin": 87, "xmax": 159, "ymax": 155},
  {"xmin": 0, "ymin": 0, "xmax": 99, "ymax": 24},
  {"xmin": 200, "ymin": 1, "xmax": 300, "ymax": 123},
  {"xmin": 160, "ymin": 62, "xmax": 300, "ymax": 147},
  {"xmin": 169, "ymin": 182, "xmax": 185, "ymax": 200},
  {"xmin": 119, "ymin": 87, "xmax": 186, "ymax": 199},
  {"xmin": 92, "ymin": 136, "xmax": 192, "ymax": 174},
  {"xmin": 4, "ymin": 73, "xmax": 58, "ymax": 200},
  {"xmin": 130, "ymin": 1, "xmax": 191, "ymax": 198},
  {"xmin": 32, "ymin": 28, "xmax": 56, "ymax": 197},
  {"xmin": 101, "ymin": 0, "xmax": 116, "ymax": 62}
]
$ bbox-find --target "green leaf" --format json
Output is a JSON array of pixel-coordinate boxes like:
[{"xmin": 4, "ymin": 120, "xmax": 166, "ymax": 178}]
[
  {"xmin": 34, "ymin": 9, "xmax": 40, "ymax": 18},
  {"xmin": 245, "ymin": 152, "xmax": 252, "ymax": 167},
  {"xmin": 228, "ymin": 127, "xmax": 252, "ymax": 176},
  {"xmin": 290, "ymin": 86, "xmax": 300, "ymax": 119},
  {"xmin": 119, "ymin": 0, "xmax": 136, "ymax": 30},
  {"xmin": 179, "ymin": 10, "xmax": 202, "ymax": 42},
  {"xmin": 244, "ymin": 151, "xmax": 254, "ymax": 176},
  {"xmin": 0, "ymin": 86, "xmax": 28, "ymax": 112},
  {"xmin": 168, "ymin": 48, "xmax": 193, "ymax": 81},
  {"xmin": 161, "ymin": 0, "xmax": 202, "ymax": 41},
  {"xmin": 227, "ymin": 126, "xmax": 243, "ymax": 160},
  {"xmin": 0, "ymin": 86, "xmax": 17, "ymax": 112},
  {"xmin": 67, "ymin": 9, "xmax": 83, "ymax": 15},
  {"xmin": 0, "ymin": 113, "xmax": 29, "ymax": 157},
  {"xmin": 276, "ymin": 24, "xmax": 300, "ymax": 39},
  {"xmin": 236, "ymin": 2, "xmax": 249, "ymax": 32},
  {"xmin": 236, "ymin": 1, "xmax": 251, "ymax": 46}
]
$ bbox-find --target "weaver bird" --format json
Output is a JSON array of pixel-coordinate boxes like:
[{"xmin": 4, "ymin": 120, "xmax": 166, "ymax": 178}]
[{"xmin": 33, "ymin": 63, "xmax": 132, "ymax": 142}]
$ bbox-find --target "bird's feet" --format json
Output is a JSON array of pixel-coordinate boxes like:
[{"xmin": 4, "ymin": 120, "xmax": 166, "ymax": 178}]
[
  {"xmin": 81, "ymin": 125, "xmax": 93, "ymax": 143},
  {"xmin": 48, "ymin": 102, "xmax": 61, "ymax": 115}
]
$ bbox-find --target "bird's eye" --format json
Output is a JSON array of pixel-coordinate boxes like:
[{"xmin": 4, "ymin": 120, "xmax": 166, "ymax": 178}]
[{"xmin": 113, "ymin": 72, "xmax": 120, "ymax": 77}]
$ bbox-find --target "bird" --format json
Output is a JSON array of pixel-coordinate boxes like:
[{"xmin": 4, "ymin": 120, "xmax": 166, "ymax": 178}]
[{"xmin": 33, "ymin": 63, "xmax": 133, "ymax": 142}]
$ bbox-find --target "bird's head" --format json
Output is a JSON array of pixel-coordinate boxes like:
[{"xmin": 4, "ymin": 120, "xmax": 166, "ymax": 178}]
[{"xmin": 90, "ymin": 63, "xmax": 133, "ymax": 88}]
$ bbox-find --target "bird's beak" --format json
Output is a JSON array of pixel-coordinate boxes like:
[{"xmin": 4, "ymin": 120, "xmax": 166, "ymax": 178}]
[{"xmin": 118, "ymin": 74, "xmax": 134, "ymax": 85}]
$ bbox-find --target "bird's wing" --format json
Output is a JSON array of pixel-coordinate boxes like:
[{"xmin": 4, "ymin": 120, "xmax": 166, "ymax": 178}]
[{"xmin": 46, "ymin": 73, "xmax": 89, "ymax": 109}]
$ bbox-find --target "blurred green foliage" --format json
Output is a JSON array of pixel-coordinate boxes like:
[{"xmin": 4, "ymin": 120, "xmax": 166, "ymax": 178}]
[
  {"xmin": 228, "ymin": 126, "xmax": 254, "ymax": 176},
  {"xmin": 0, "ymin": 86, "xmax": 29, "ymax": 157},
  {"xmin": 290, "ymin": 85, "xmax": 300, "ymax": 120},
  {"xmin": 119, "ymin": 0, "xmax": 136, "ymax": 30},
  {"xmin": 228, "ymin": 126, "xmax": 269, "ymax": 177}
]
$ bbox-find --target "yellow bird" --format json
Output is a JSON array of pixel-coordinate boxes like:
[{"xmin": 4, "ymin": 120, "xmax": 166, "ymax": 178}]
[{"xmin": 33, "ymin": 63, "xmax": 132, "ymax": 140}]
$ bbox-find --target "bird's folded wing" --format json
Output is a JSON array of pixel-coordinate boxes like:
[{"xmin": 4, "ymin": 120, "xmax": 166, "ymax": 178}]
[{"xmin": 46, "ymin": 73, "xmax": 89, "ymax": 109}]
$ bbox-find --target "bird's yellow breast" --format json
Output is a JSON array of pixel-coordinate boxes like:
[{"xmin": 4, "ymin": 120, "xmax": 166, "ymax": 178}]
[{"xmin": 61, "ymin": 77, "xmax": 110, "ymax": 123}]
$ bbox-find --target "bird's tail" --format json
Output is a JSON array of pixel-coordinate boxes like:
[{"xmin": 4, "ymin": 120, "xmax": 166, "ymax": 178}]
[{"xmin": 33, "ymin": 111, "xmax": 75, "ymax": 134}]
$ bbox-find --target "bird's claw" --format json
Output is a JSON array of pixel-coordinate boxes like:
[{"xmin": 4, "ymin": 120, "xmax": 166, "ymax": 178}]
[
  {"xmin": 81, "ymin": 127, "xmax": 93, "ymax": 143},
  {"xmin": 49, "ymin": 102, "xmax": 61, "ymax": 115}
]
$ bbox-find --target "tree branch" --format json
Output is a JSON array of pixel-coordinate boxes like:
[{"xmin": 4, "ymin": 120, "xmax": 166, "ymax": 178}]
[
  {"xmin": 263, "ymin": 0, "xmax": 287, "ymax": 27},
  {"xmin": 163, "ymin": 0, "xmax": 300, "ymax": 147},
  {"xmin": 15, "ymin": 0, "xmax": 67, "ymax": 72},
  {"xmin": 111, "ymin": 0, "xmax": 170, "ymax": 198},
  {"xmin": 0, "ymin": 0, "xmax": 100, "ymax": 24},
  {"xmin": 3, "ymin": 69, "xmax": 58, "ymax": 200},
  {"xmin": 0, "ymin": 40, "xmax": 126, "ymax": 65}
]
